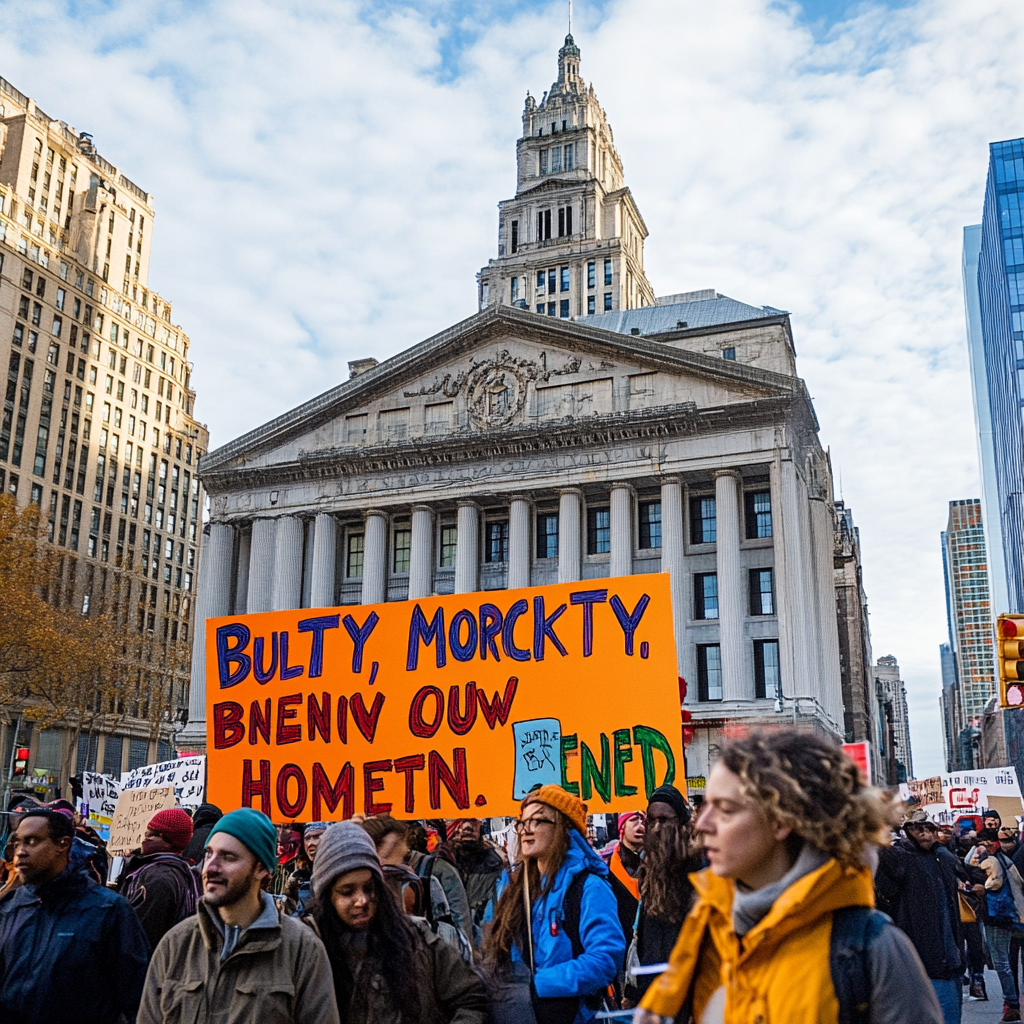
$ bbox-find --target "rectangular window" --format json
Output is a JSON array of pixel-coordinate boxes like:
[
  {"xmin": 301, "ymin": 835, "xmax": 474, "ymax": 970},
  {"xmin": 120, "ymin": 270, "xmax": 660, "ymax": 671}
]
[
  {"xmin": 754, "ymin": 639, "xmax": 780, "ymax": 699},
  {"xmin": 604, "ymin": 292, "xmax": 612, "ymax": 311},
  {"xmin": 560, "ymin": 266, "xmax": 570, "ymax": 292},
  {"xmin": 511, "ymin": 220, "xmax": 518, "ymax": 254},
  {"xmin": 558, "ymin": 207, "xmax": 565, "ymax": 237},
  {"xmin": 722, "ymin": 347, "xmax": 736, "ymax": 360},
  {"xmin": 547, "ymin": 302, "xmax": 556, "ymax": 316},
  {"xmin": 564, "ymin": 144, "xmax": 574, "ymax": 170},
  {"xmin": 550, "ymin": 145, "xmax": 562, "ymax": 173},
  {"xmin": 587, "ymin": 295, "xmax": 596, "ymax": 315},
  {"xmin": 587, "ymin": 261, "xmax": 595, "ymax": 289},
  {"xmin": 440, "ymin": 526, "xmax": 457, "ymax": 568},
  {"xmin": 697, "ymin": 644, "xmax": 723, "ymax": 701},
  {"xmin": 540, "ymin": 148, "xmax": 548, "ymax": 174},
  {"xmin": 638, "ymin": 501, "xmax": 661, "ymax": 549},
  {"xmin": 510, "ymin": 277, "xmax": 519, "ymax": 303},
  {"xmin": 536, "ymin": 512, "xmax": 558, "ymax": 559},
  {"xmin": 485, "ymin": 520, "xmax": 508, "ymax": 563},
  {"xmin": 536, "ymin": 304, "xmax": 545, "ymax": 314},
  {"xmin": 536, "ymin": 270, "xmax": 545, "ymax": 290},
  {"xmin": 548, "ymin": 268, "xmax": 556, "ymax": 294},
  {"xmin": 559, "ymin": 299, "xmax": 570, "ymax": 318},
  {"xmin": 604, "ymin": 259, "xmax": 612, "ymax": 286},
  {"xmin": 393, "ymin": 528, "xmax": 411, "ymax": 573},
  {"xmin": 744, "ymin": 490, "xmax": 772, "ymax": 539},
  {"xmin": 689, "ymin": 496, "xmax": 716, "ymax": 544},
  {"xmin": 346, "ymin": 533, "xmax": 365, "ymax": 578},
  {"xmin": 750, "ymin": 568, "xmax": 774, "ymax": 616},
  {"xmin": 587, "ymin": 507, "xmax": 610, "ymax": 555},
  {"xmin": 694, "ymin": 573, "xmax": 719, "ymax": 620},
  {"xmin": 345, "ymin": 414, "xmax": 367, "ymax": 443}
]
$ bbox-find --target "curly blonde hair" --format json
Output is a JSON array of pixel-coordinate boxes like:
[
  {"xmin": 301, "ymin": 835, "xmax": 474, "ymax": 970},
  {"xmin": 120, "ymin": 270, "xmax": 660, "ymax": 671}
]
[{"xmin": 720, "ymin": 729, "xmax": 896, "ymax": 869}]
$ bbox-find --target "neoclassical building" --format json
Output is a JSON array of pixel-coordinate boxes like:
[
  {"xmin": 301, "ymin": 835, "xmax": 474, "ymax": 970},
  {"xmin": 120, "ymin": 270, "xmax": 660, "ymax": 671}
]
[{"xmin": 182, "ymin": 36, "xmax": 845, "ymax": 793}]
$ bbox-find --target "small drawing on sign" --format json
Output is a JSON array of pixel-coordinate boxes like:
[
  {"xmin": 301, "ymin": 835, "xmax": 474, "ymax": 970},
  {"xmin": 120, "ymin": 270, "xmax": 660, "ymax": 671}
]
[{"xmin": 512, "ymin": 718, "xmax": 561, "ymax": 799}]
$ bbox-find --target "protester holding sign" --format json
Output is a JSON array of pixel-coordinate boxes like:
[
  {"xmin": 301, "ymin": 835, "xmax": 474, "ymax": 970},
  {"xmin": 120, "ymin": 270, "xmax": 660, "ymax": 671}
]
[{"xmin": 0, "ymin": 808, "xmax": 151, "ymax": 1024}]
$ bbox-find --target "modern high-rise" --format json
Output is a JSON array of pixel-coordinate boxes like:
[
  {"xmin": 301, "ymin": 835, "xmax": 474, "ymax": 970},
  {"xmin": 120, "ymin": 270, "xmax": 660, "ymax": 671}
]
[
  {"xmin": 939, "ymin": 642, "xmax": 963, "ymax": 771},
  {"xmin": 942, "ymin": 499, "xmax": 995, "ymax": 768},
  {"xmin": 874, "ymin": 654, "xmax": 912, "ymax": 784},
  {"xmin": 963, "ymin": 138, "xmax": 1024, "ymax": 616},
  {"xmin": 0, "ymin": 74, "xmax": 208, "ymax": 790},
  {"xmin": 477, "ymin": 34, "xmax": 655, "ymax": 319}
]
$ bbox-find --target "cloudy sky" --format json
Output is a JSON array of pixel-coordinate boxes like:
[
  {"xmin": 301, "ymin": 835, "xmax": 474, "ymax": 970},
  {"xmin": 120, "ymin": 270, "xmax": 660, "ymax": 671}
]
[{"xmin": 3, "ymin": 0, "xmax": 1021, "ymax": 776}]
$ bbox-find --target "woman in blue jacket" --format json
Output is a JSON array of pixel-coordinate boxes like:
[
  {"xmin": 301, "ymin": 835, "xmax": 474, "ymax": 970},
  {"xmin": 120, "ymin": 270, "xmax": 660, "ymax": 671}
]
[{"xmin": 485, "ymin": 785, "xmax": 626, "ymax": 1023}]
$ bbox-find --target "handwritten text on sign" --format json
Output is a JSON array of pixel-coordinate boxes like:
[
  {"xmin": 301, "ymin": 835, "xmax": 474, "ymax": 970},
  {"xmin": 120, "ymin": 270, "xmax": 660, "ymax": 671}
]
[
  {"xmin": 206, "ymin": 575, "xmax": 681, "ymax": 820},
  {"xmin": 107, "ymin": 786, "xmax": 176, "ymax": 855}
]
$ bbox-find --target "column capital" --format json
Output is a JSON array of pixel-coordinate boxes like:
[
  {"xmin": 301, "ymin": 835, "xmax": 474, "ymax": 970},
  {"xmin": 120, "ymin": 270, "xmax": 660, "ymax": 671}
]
[
  {"xmin": 558, "ymin": 487, "xmax": 583, "ymax": 498},
  {"xmin": 610, "ymin": 481, "xmax": 636, "ymax": 496},
  {"xmin": 457, "ymin": 500, "xmax": 481, "ymax": 511},
  {"xmin": 363, "ymin": 508, "xmax": 387, "ymax": 522},
  {"xmin": 411, "ymin": 504, "xmax": 434, "ymax": 515},
  {"xmin": 713, "ymin": 468, "xmax": 742, "ymax": 481},
  {"xmin": 509, "ymin": 493, "xmax": 533, "ymax": 506}
]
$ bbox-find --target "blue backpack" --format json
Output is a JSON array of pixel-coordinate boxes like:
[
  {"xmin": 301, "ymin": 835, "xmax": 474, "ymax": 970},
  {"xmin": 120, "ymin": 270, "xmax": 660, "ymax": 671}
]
[{"xmin": 829, "ymin": 906, "xmax": 891, "ymax": 1024}]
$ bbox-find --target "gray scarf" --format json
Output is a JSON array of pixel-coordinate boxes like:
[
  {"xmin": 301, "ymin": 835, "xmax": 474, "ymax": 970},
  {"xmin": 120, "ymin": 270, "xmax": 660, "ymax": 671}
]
[{"xmin": 731, "ymin": 843, "xmax": 830, "ymax": 937}]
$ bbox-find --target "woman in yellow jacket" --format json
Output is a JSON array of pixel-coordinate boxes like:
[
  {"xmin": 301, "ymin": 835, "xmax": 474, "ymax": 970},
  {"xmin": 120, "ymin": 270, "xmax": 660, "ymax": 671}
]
[{"xmin": 634, "ymin": 729, "xmax": 944, "ymax": 1024}]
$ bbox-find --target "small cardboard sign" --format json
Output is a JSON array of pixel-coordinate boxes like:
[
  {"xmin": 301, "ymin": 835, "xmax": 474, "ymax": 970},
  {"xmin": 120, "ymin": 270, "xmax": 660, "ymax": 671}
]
[
  {"xmin": 906, "ymin": 776, "xmax": 943, "ymax": 807},
  {"xmin": 107, "ymin": 786, "xmax": 176, "ymax": 855}
]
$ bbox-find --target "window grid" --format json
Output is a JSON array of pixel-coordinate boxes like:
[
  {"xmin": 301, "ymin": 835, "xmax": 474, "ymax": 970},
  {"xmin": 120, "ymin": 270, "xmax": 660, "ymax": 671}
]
[
  {"xmin": 697, "ymin": 644, "xmax": 723, "ymax": 701},
  {"xmin": 694, "ymin": 572, "xmax": 719, "ymax": 620},
  {"xmin": 536, "ymin": 513, "xmax": 558, "ymax": 559},
  {"xmin": 639, "ymin": 501, "xmax": 661, "ymax": 549},
  {"xmin": 690, "ymin": 496, "xmax": 716, "ymax": 544},
  {"xmin": 587, "ymin": 507, "xmax": 610, "ymax": 555},
  {"xmin": 393, "ymin": 529, "xmax": 411, "ymax": 573},
  {"xmin": 744, "ymin": 490, "xmax": 772, "ymax": 539},
  {"xmin": 440, "ymin": 526, "xmax": 457, "ymax": 568},
  {"xmin": 346, "ymin": 533, "xmax": 365, "ymax": 579},
  {"xmin": 485, "ymin": 520, "xmax": 509, "ymax": 563},
  {"xmin": 754, "ymin": 639, "xmax": 781, "ymax": 699}
]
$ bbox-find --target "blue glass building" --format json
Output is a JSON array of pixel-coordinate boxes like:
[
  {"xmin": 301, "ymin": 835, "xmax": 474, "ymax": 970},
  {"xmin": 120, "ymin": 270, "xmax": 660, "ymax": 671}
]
[{"xmin": 964, "ymin": 138, "xmax": 1024, "ymax": 615}]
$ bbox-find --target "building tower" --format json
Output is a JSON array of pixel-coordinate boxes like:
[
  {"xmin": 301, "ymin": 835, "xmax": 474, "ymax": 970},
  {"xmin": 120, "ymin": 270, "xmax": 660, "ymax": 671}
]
[
  {"xmin": 477, "ymin": 34, "xmax": 655, "ymax": 319},
  {"xmin": 0, "ymin": 74, "xmax": 208, "ymax": 789},
  {"xmin": 874, "ymin": 654, "xmax": 912, "ymax": 783}
]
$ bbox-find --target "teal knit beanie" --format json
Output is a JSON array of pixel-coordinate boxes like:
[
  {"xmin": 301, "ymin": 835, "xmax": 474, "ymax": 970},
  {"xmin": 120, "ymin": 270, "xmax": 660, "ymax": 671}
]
[{"xmin": 207, "ymin": 808, "xmax": 277, "ymax": 872}]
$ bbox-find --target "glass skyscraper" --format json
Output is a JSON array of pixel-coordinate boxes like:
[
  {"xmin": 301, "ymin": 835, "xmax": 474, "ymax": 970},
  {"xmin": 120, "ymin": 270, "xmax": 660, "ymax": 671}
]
[{"xmin": 964, "ymin": 137, "xmax": 1024, "ymax": 615}]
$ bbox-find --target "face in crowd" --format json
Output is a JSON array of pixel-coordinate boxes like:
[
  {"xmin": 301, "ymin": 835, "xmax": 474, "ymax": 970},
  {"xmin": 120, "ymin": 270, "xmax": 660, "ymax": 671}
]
[
  {"xmin": 621, "ymin": 812, "xmax": 646, "ymax": 850},
  {"xmin": 277, "ymin": 828, "xmax": 301, "ymax": 863},
  {"xmin": 517, "ymin": 801, "xmax": 559, "ymax": 863},
  {"xmin": 450, "ymin": 819, "xmax": 482, "ymax": 845},
  {"xmin": 203, "ymin": 832, "xmax": 269, "ymax": 908},
  {"xmin": 330, "ymin": 869, "xmax": 378, "ymax": 930},
  {"xmin": 142, "ymin": 827, "xmax": 177, "ymax": 857},
  {"xmin": 304, "ymin": 830, "xmax": 324, "ymax": 862},
  {"xmin": 903, "ymin": 820, "xmax": 939, "ymax": 851},
  {"xmin": 12, "ymin": 815, "xmax": 71, "ymax": 886}
]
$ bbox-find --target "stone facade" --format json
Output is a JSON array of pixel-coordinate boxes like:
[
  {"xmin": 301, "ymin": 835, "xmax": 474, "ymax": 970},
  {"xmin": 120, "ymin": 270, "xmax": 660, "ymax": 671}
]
[
  {"xmin": 185, "ymin": 38, "xmax": 846, "ymax": 787},
  {"xmin": 874, "ymin": 654, "xmax": 913, "ymax": 783},
  {"xmin": 0, "ymin": 73, "xmax": 208, "ymax": 784}
]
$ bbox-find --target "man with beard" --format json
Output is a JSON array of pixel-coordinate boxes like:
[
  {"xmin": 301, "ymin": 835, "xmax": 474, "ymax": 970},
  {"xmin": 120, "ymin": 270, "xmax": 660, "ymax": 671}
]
[
  {"xmin": 625, "ymin": 784, "xmax": 702, "ymax": 1005},
  {"xmin": 120, "ymin": 807, "xmax": 200, "ymax": 950},
  {"xmin": 448, "ymin": 818, "xmax": 505, "ymax": 948},
  {"xmin": 137, "ymin": 807, "xmax": 338, "ymax": 1024}
]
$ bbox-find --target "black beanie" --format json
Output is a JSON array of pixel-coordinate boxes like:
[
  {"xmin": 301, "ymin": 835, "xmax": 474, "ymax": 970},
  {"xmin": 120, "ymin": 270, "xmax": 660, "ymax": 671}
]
[{"xmin": 648, "ymin": 784, "xmax": 691, "ymax": 824}]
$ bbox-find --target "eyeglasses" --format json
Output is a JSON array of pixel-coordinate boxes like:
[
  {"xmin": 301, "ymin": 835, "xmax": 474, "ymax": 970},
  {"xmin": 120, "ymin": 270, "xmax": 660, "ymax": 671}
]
[{"xmin": 514, "ymin": 817, "xmax": 557, "ymax": 834}]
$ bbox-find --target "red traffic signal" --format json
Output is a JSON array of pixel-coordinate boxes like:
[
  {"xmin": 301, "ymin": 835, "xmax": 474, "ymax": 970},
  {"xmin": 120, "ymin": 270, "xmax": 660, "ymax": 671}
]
[{"xmin": 12, "ymin": 747, "xmax": 29, "ymax": 776}]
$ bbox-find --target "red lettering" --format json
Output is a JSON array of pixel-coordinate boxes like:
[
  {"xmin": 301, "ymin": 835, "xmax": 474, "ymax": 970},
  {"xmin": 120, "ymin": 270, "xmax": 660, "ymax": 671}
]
[
  {"xmin": 477, "ymin": 676, "xmax": 519, "ymax": 729},
  {"xmin": 409, "ymin": 685, "xmax": 444, "ymax": 738},
  {"xmin": 336, "ymin": 695, "xmax": 348, "ymax": 743},
  {"xmin": 213, "ymin": 702, "xmax": 244, "ymax": 748},
  {"xmin": 351, "ymin": 692, "xmax": 385, "ymax": 743},
  {"xmin": 447, "ymin": 683, "xmax": 477, "ymax": 735},
  {"xmin": 242, "ymin": 758, "xmax": 271, "ymax": 813},
  {"xmin": 363, "ymin": 759, "xmax": 393, "ymax": 815},
  {"xmin": 428, "ymin": 748, "xmax": 469, "ymax": 810},
  {"xmin": 249, "ymin": 698, "xmax": 271, "ymax": 745},
  {"xmin": 276, "ymin": 693, "xmax": 302, "ymax": 745},
  {"xmin": 312, "ymin": 761, "xmax": 354, "ymax": 820},
  {"xmin": 308, "ymin": 692, "xmax": 331, "ymax": 742},
  {"xmin": 394, "ymin": 754, "xmax": 426, "ymax": 813},
  {"xmin": 276, "ymin": 763, "xmax": 308, "ymax": 818}
]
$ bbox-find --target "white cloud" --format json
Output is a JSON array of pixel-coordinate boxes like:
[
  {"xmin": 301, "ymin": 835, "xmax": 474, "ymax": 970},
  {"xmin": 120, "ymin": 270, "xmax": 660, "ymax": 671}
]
[{"xmin": 2, "ymin": 0, "xmax": 1021, "ymax": 775}]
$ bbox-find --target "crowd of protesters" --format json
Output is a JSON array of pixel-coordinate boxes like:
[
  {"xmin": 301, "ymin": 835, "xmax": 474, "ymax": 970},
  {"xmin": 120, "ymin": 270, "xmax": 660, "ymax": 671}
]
[{"xmin": 1, "ymin": 728, "xmax": 1020, "ymax": 1022}]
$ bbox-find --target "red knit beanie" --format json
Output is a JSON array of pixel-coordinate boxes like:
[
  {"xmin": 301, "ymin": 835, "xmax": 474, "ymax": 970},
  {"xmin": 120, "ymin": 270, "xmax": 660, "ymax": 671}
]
[{"xmin": 148, "ymin": 808, "xmax": 194, "ymax": 852}]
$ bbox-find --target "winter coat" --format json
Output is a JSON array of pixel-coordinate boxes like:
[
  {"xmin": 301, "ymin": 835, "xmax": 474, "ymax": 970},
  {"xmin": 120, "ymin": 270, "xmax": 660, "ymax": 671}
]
[
  {"xmin": 121, "ymin": 851, "xmax": 200, "ymax": 950},
  {"xmin": 138, "ymin": 892, "xmax": 339, "ymax": 1024},
  {"xmin": 501, "ymin": 829, "xmax": 626, "ymax": 1021},
  {"xmin": 459, "ymin": 845, "xmax": 505, "ymax": 922},
  {"xmin": 310, "ymin": 915, "xmax": 488, "ymax": 1024},
  {"xmin": 640, "ymin": 855, "xmax": 941, "ymax": 1024},
  {"xmin": 0, "ymin": 864, "xmax": 151, "ymax": 1024},
  {"xmin": 181, "ymin": 803, "xmax": 222, "ymax": 866},
  {"xmin": 875, "ymin": 837, "xmax": 963, "ymax": 979},
  {"xmin": 408, "ymin": 847, "xmax": 473, "ymax": 947}
]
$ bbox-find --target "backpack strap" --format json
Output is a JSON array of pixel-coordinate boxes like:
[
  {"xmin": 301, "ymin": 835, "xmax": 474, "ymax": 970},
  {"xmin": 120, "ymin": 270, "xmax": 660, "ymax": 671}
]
[
  {"xmin": 562, "ymin": 869, "xmax": 590, "ymax": 957},
  {"xmin": 416, "ymin": 854, "xmax": 437, "ymax": 928},
  {"xmin": 830, "ymin": 906, "xmax": 890, "ymax": 1024}
]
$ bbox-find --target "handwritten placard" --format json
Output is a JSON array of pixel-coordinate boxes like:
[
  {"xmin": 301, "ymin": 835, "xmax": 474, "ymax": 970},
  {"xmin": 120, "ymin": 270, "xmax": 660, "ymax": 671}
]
[
  {"xmin": 107, "ymin": 786, "xmax": 176, "ymax": 855},
  {"xmin": 906, "ymin": 776, "xmax": 943, "ymax": 807},
  {"xmin": 120, "ymin": 755, "xmax": 205, "ymax": 808}
]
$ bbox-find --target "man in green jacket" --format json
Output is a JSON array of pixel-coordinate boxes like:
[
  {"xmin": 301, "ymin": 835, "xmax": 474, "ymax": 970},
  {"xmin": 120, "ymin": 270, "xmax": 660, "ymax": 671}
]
[{"xmin": 138, "ymin": 807, "xmax": 339, "ymax": 1024}]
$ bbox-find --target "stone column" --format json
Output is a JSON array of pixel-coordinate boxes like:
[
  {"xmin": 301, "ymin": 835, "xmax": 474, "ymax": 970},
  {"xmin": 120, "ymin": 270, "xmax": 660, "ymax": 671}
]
[
  {"xmin": 272, "ymin": 516, "xmax": 304, "ymax": 611},
  {"xmin": 233, "ymin": 528, "xmax": 250, "ymax": 615},
  {"xmin": 780, "ymin": 457, "xmax": 811, "ymax": 699},
  {"xmin": 558, "ymin": 488, "xmax": 582, "ymax": 583},
  {"xmin": 455, "ymin": 502, "xmax": 480, "ymax": 595},
  {"xmin": 609, "ymin": 483, "xmax": 633, "ymax": 578},
  {"xmin": 310, "ymin": 513, "xmax": 338, "ymax": 608},
  {"xmin": 362, "ymin": 510, "xmax": 388, "ymax": 605},
  {"xmin": 770, "ymin": 454, "xmax": 795, "ymax": 700},
  {"xmin": 246, "ymin": 518, "xmax": 277, "ymax": 614},
  {"xmin": 409, "ymin": 505, "xmax": 434, "ymax": 600},
  {"xmin": 180, "ymin": 522, "xmax": 234, "ymax": 749},
  {"xmin": 810, "ymin": 494, "xmax": 843, "ymax": 725},
  {"xmin": 715, "ymin": 470, "xmax": 747, "ymax": 701},
  {"xmin": 660, "ymin": 477, "xmax": 686, "ymax": 677},
  {"xmin": 508, "ymin": 496, "xmax": 532, "ymax": 590}
]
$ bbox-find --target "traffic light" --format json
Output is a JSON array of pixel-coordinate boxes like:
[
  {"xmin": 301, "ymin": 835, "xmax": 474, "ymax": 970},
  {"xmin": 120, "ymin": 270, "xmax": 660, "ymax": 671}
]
[
  {"xmin": 12, "ymin": 748, "xmax": 29, "ymax": 777},
  {"xmin": 997, "ymin": 614, "xmax": 1024, "ymax": 708}
]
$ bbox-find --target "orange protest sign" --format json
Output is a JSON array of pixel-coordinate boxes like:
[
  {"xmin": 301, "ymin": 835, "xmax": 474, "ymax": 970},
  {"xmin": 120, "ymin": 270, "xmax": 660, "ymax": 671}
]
[{"xmin": 206, "ymin": 574, "xmax": 680, "ymax": 821}]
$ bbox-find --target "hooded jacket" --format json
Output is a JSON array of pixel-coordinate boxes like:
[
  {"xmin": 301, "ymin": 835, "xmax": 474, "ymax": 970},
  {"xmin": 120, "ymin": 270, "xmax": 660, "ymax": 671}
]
[
  {"xmin": 502, "ymin": 829, "xmax": 626, "ymax": 1020},
  {"xmin": 0, "ymin": 864, "xmax": 151, "ymax": 1024},
  {"xmin": 182, "ymin": 804, "xmax": 222, "ymax": 866},
  {"xmin": 138, "ymin": 891, "xmax": 339, "ymax": 1024},
  {"xmin": 121, "ymin": 851, "xmax": 201, "ymax": 950},
  {"xmin": 639, "ymin": 855, "xmax": 941, "ymax": 1024}
]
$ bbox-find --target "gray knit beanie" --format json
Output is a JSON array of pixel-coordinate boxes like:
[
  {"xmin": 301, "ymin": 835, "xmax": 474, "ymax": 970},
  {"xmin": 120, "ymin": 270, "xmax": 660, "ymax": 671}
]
[{"xmin": 310, "ymin": 821, "xmax": 383, "ymax": 899}]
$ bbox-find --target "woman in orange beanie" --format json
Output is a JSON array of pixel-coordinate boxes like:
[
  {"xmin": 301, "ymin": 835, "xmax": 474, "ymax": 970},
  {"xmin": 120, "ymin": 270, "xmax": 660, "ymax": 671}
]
[{"xmin": 485, "ymin": 785, "xmax": 625, "ymax": 1023}]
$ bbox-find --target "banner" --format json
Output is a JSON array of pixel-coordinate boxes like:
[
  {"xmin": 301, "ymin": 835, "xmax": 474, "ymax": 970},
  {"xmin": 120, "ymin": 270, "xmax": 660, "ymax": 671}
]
[
  {"xmin": 842, "ymin": 741, "xmax": 872, "ymax": 785},
  {"xmin": 206, "ymin": 575, "xmax": 681, "ymax": 820},
  {"xmin": 107, "ymin": 786, "xmax": 177, "ymax": 855},
  {"xmin": 899, "ymin": 767, "xmax": 1024, "ymax": 824},
  {"xmin": 120, "ymin": 755, "xmax": 206, "ymax": 809},
  {"xmin": 80, "ymin": 771, "xmax": 119, "ymax": 842}
]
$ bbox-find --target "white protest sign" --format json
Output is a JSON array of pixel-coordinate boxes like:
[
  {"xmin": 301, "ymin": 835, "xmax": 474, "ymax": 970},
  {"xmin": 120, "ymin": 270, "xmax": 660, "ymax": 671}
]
[
  {"xmin": 107, "ymin": 786, "xmax": 176, "ymax": 855},
  {"xmin": 899, "ymin": 766, "xmax": 1024, "ymax": 824},
  {"xmin": 79, "ymin": 771, "xmax": 119, "ymax": 841},
  {"xmin": 120, "ymin": 755, "xmax": 205, "ymax": 808}
]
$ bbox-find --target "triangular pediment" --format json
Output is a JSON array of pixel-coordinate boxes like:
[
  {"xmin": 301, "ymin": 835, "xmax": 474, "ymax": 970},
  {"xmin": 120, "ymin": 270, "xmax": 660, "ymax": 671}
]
[{"xmin": 203, "ymin": 305, "xmax": 798, "ymax": 476}]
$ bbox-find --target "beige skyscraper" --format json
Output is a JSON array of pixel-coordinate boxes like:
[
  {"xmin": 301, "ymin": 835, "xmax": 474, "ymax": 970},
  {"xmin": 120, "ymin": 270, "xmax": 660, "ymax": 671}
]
[{"xmin": 0, "ymin": 74, "xmax": 208, "ymax": 787}]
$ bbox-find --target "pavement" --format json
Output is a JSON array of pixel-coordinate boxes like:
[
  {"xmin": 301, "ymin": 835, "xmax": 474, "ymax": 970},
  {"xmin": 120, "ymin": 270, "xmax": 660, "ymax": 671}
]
[{"xmin": 963, "ymin": 969, "xmax": 1011, "ymax": 1023}]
